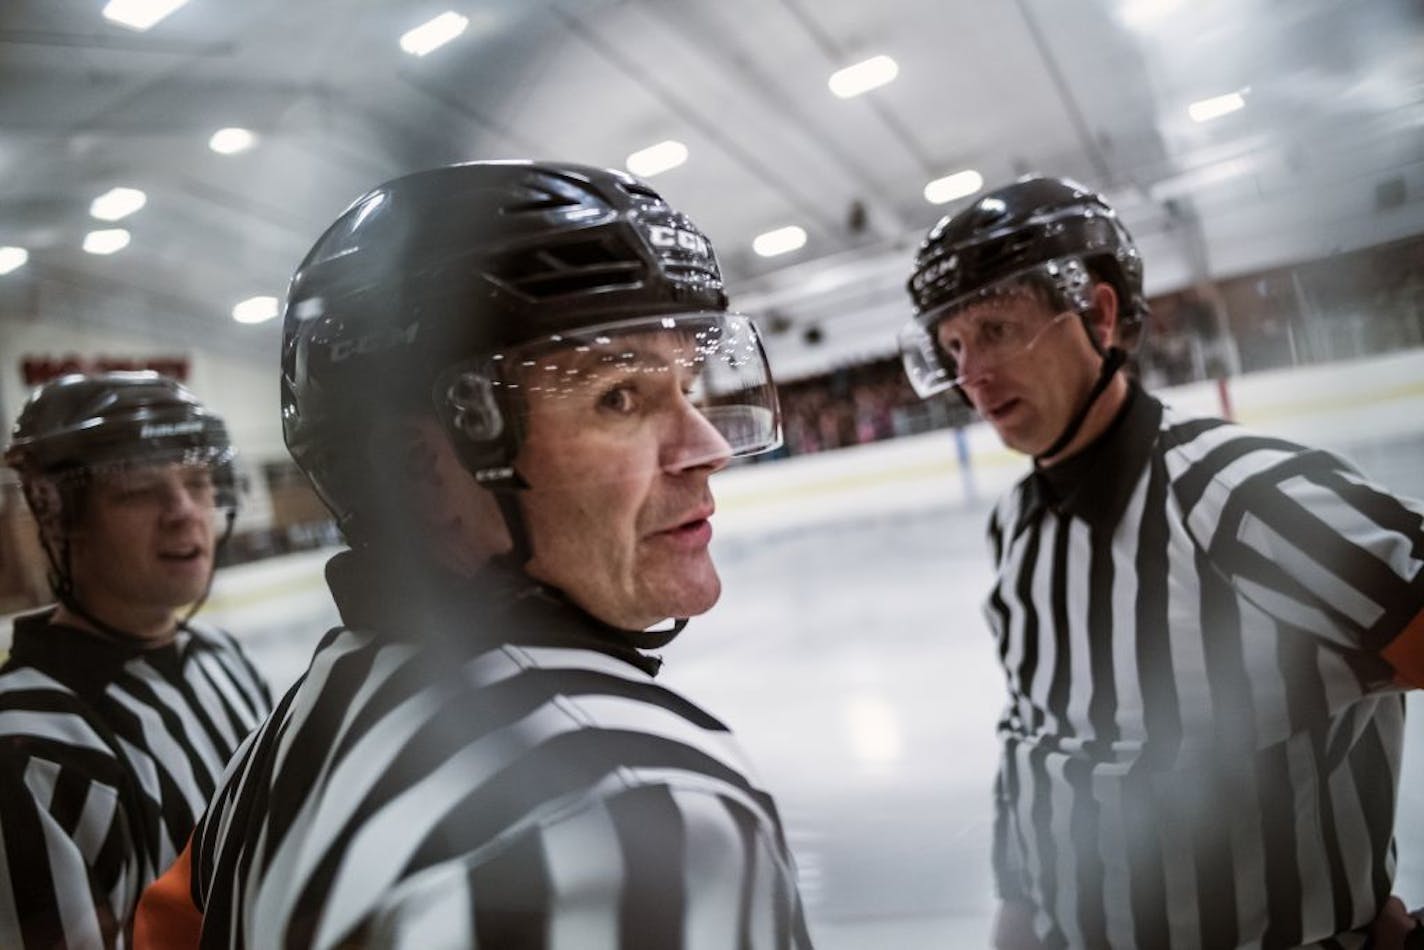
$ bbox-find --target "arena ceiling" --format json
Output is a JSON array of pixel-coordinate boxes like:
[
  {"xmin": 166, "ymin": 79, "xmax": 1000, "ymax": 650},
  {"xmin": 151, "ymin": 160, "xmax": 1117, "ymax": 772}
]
[{"xmin": 1, "ymin": 0, "xmax": 1421, "ymax": 378}]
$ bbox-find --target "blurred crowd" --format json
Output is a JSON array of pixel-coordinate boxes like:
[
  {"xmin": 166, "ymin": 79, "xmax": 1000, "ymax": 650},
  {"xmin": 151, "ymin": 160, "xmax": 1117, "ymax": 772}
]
[{"xmin": 761, "ymin": 230, "xmax": 1424, "ymax": 462}]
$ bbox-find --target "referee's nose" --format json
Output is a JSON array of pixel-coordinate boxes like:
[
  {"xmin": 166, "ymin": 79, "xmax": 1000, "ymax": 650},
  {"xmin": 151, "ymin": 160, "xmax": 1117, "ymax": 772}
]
[{"xmin": 954, "ymin": 345, "xmax": 998, "ymax": 400}]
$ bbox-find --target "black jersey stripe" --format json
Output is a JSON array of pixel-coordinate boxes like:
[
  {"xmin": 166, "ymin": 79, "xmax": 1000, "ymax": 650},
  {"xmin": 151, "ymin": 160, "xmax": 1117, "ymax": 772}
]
[
  {"xmin": 1172, "ymin": 434, "xmax": 1309, "ymax": 518},
  {"xmin": 1046, "ymin": 514, "xmax": 1076, "ymax": 740},
  {"xmin": 610, "ymin": 785, "xmax": 685, "ymax": 950}
]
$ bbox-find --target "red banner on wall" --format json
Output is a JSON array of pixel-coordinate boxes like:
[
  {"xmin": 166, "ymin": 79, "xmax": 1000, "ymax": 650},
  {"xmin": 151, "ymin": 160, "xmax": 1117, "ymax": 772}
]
[{"xmin": 19, "ymin": 355, "xmax": 191, "ymax": 387}]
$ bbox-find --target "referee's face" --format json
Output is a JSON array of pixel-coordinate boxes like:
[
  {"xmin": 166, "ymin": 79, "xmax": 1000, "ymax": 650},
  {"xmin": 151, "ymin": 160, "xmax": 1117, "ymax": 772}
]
[
  {"xmin": 514, "ymin": 330, "xmax": 734, "ymax": 631},
  {"xmin": 67, "ymin": 461, "xmax": 219, "ymax": 641},
  {"xmin": 938, "ymin": 291, "xmax": 1102, "ymax": 457}
]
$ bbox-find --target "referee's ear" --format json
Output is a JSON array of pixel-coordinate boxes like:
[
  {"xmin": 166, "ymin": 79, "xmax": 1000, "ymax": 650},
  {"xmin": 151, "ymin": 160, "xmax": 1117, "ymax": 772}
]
[{"xmin": 1085, "ymin": 281, "xmax": 1121, "ymax": 350}]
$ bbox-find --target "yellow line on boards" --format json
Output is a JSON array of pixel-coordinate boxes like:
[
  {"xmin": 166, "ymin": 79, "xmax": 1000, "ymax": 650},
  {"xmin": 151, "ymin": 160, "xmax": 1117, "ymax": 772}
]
[
  {"xmin": 1233, "ymin": 381, "xmax": 1424, "ymax": 426},
  {"xmin": 203, "ymin": 567, "xmax": 331, "ymax": 614}
]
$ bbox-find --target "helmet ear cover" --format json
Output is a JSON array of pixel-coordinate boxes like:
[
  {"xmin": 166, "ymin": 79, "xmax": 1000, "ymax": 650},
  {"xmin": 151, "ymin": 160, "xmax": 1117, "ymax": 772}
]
[
  {"xmin": 19, "ymin": 473, "xmax": 71, "ymax": 542},
  {"xmin": 433, "ymin": 365, "xmax": 528, "ymax": 491}
]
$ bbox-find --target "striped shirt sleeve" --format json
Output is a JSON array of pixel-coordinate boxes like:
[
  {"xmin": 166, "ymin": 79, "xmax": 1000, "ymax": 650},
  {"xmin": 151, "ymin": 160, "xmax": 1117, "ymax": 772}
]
[
  {"xmin": 0, "ymin": 742, "xmax": 140, "ymax": 949},
  {"xmin": 365, "ymin": 781, "xmax": 812, "ymax": 950},
  {"xmin": 1171, "ymin": 432, "xmax": 1424, "ymax": 684}
]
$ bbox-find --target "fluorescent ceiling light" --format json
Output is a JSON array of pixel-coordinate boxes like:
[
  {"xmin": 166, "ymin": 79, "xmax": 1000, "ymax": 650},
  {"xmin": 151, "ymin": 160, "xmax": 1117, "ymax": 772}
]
[
  {"xmin": 1118, "ymin": 0, "xmax": 1184, "ymax": 29},
  {"xmin": 90, "ymin": 187, "xmax": 147, "ymax": 222},
  {"xmin": 0, "ymin": 247, "xmax": 28, "ymax": 276},
  {"xmin": 753, "ymin": 225, "xmax": 807, "ymax": 258},
  {"xmin": 209, "ymin": 127, "xmax": 257, "ymax": 155},
  {"xmin": 232, "ymin": 295, "xmax": 280, "ymax": 325},
  {"xmin": 828, "ymin": 55, "xmax": 899, "ymax": 99},
  {"xmin": 923, "ymin": 169, "xmax": 984, "ymax": 204},
  {"xmin": 101, "ymin": 0, "xmax": 189, "ymax": 31},
  {"xmin": 1189, "ymin": 90, "xmax": 1247, "ymax": 123},
  {"xmin": 83, "ymin": 229, "xmax": 131, "ymax": 255},
  {"xmin": 400, "ymin": 12, "xmax": 468, "ymax": 56},
  {"xmin": 626, "ymin": 140, "xmax": 688, "ymax": 178}
]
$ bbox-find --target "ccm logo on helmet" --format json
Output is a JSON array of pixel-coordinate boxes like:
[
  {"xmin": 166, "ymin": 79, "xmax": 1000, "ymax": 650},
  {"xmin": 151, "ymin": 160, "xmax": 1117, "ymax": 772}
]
[
  {"xmin": 645, "ymin": 224, "xmax": 709, "ymax": 258},
  {"xmin": 140, "ymin": 421, "xmax": 204, "ymax": 439},
  {"xmin": 330, "ymin": 323, "xmax": 420, "ymax": 363}
]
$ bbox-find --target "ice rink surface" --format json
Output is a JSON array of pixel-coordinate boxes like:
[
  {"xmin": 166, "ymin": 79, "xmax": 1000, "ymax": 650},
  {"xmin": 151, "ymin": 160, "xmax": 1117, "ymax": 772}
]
[{"xmin": 202, "ymin": 424, "xmax": 1424, "ymax": 949}]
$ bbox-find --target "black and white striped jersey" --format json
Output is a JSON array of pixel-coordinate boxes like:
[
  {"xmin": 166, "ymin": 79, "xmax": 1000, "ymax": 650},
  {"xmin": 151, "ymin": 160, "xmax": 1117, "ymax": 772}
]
[
  {"xmin": 188, "ymin": 552, "xmax": 812, "ymax": 950},
  {"xmin": 0, "ymin": 610, "xmax": 271, "ymax": 949},
  {"xmin": 985, "ymin": 385, "xmax": 1423, "ymax": 950}
]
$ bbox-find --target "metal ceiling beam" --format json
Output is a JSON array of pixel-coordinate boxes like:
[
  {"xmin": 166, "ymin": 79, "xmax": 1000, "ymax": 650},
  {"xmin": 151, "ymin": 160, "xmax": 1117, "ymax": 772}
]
[
  {"xmin": 550, "ymin": 4, "xmax": 845, "ymax": 236},
  {"xmin": 635, "ymin": 0, "xmax": 909, "ymax": 239},
  {"xmin": 1012, "ymin": 0, "xmax": 1114, "ymax": 185},
  {"xmin": 776, "ymin": 0, "xmax": 937, "ymax": 178}
]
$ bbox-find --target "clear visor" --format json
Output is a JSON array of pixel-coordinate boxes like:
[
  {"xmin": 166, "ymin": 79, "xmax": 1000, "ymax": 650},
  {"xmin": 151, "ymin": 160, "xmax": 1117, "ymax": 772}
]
[
  {"xmin": 442, "ymin": 312, "xmax": 782, "ymax": 472},
  {"xmin": 899, "ymin": 260, "xmax": 1089, "ymax": 398},
  {"xmin": 30, "ymin": 447, "xmax": 240, "ymax": 536}
]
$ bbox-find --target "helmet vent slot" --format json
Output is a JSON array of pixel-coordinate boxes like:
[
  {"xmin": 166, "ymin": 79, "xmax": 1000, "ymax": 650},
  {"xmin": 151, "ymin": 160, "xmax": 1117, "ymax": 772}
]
[
  {"xmin": 502, "ymin": 189, "xmax": 582, "ymax": 215},
  {"xmin": 491, "ymin": 239, "xmax": 643, "ymax": 299},
  {"xmin": 618, "ymin": 180, "xmax": 662, "ymax": 201}
]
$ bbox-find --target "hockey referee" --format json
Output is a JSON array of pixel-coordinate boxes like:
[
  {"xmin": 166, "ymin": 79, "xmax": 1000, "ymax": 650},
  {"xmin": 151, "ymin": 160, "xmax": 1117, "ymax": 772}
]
[
  {"xmin": 134, "ymin": 161, "xmax": 813, "ymax": 949},
  {"xmin": 899, "ymin": 176, "xmax": 1424, "ymax": 948},
  {"xmin": 0, "ymin": 373, "xmax": 272, "ymax": 948}
]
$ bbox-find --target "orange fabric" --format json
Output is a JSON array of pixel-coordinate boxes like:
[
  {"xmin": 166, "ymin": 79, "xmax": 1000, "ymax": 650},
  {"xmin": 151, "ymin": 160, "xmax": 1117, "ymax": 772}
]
[
  {"xmin": 1383, "ymin": 608, "xmax": 1424, "ymax": 690},
  {"xmin": 133, "ymin": 837, "xmax": 203, "ymax": 949}
]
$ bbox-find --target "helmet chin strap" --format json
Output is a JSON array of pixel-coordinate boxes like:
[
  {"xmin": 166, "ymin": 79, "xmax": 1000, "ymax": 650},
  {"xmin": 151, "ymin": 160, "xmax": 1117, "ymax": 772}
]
[
  {"xmin": 1033, "ymin": 312, "xmax": 1127, "ymax": 464},
  {"xmin": 493, "ymin": 487, "xmax": 534, "ymax": 567},
  {"xmin": 489, "ymin": 474, "xmax": 693, "ymax": 638}
]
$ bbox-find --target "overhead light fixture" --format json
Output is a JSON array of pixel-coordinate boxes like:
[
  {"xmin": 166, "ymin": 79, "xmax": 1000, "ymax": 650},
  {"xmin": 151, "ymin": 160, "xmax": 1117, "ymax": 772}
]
[
  {"xmin": 400, "ymin": 12, "xmax": 469, "ymax": 56},
  {"xmin": 83, "ymin": 229, "xmax": 131, "ymax": 256},
  {"xmin": 0, "ymin": 247, "xmax": 29, "ymax": 276},
  {"xmin": 625, "ymin": 140, "xmax": 689, "ymax": 178},
  {"xmin": 1118, "ymin": 0, "xmax": 1184, "ymax": 29},
  {"xmin": 209, "ymin": 127, "xmax": 257, "ymax": 155},
  {"xmin": 101, "ymin": 0, "xmax": 189, "ymax": 31},
  {"xmin": 828, "ymin": 55, "xmax": 899, "ymax": 99},
  {"xmin": 753, "ymin": 225, "xmax": 807, "ymax": 258},
  {"xmin": 90, "ymin": 187, "xmax": 147, "ymax": 222},
  {"xmin": 1188, "ymin": 90, "xmax": 1247, "ymax": 123},
  {"xmin": 232, "ymin": 295, "xmax": 280, "ymax": 325},
  {"xmin": 923, "ymin": 169, "xmax": 984, "ymax": 204}
]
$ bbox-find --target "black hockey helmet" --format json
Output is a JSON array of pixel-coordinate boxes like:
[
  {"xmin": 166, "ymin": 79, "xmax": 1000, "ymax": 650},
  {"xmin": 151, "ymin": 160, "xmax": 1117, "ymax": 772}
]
[
  {"xmin": 5, "ymin": 371, "xmax": 239, "ymax": 520},
  {"xmin": 280, "ymin": 160, "xmax": 781, "ymax": 545},
  {"xmin": 901, "ymin": 175, "xmax": 1147, "ymax": 399}
]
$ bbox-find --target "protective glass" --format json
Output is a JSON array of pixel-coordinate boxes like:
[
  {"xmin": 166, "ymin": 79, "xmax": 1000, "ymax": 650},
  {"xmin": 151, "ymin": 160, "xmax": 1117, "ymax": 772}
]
[
  {"xmin": 439, "ymin": 312, "xmax": 782, "ymax": 468},
  {"xmin": 900, "ymin": 261, "xmax": 1088, "ymax": 398}
]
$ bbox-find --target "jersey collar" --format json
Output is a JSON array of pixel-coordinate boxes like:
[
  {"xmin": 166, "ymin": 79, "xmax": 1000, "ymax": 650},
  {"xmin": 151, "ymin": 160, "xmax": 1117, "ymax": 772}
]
[
  {"xmin": 324, "ymin": 550, "xmax": 675, "ymax": 676},
  {"xmin": 1018, "ymin": 381, "xmax": 1163, "ymax": 531},
  {"xmin": 6, "ymin": 608, "xmax": 188, "ymax": 697}
]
